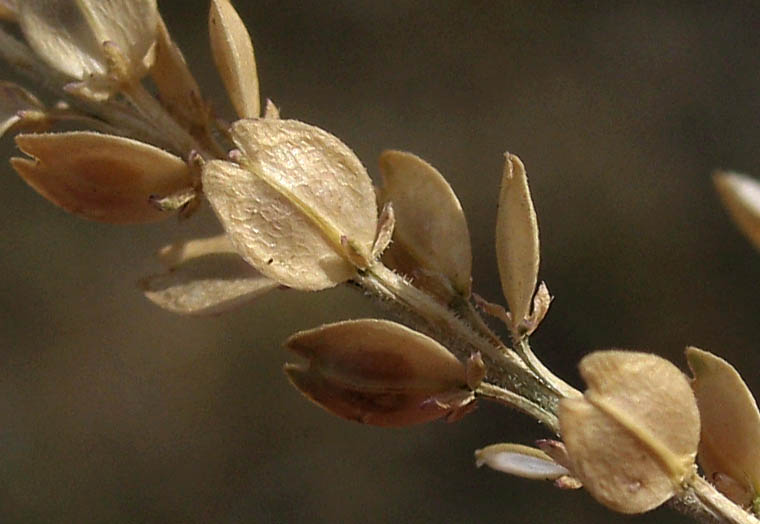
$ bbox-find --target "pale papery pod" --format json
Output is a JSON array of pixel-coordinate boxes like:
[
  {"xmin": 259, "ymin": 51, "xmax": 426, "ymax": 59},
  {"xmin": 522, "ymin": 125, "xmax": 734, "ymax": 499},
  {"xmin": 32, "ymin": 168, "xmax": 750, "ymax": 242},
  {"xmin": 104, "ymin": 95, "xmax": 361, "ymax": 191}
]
[
  {"xmin": 18, "ymin": 0, "xmax": 158, "ymax": 93},
  {"xmin": 150, "ymin": 14, "xmax": 208, "ymax": 130},
  {"xmin": 560, "ymin": 351, "xmax": 700, "ymax": 514},
  {"xmin": 687, "ymin": 346, "xmax": 760, "ymax": 506},
  {"xmin": 0, "ymin": 82, "xmax": 46, "ymax": 138},
  {"xmin": 142, "ymin": 250, "xmax": 277, "ymax": 316},
  {"xmin": 12, "ymin": 131, "xmax": 192, "ymax": 223},
  {"xmin": 203, "ymin": 119, "xmax": 377, "ymax": 290},
  {"xmin": 209, "ymin": 0, "xmax": 259, "ymax": 119},
  {"xmin": 475, "ymin": 443, "xmax": 571, "ymax": 480},
  {"xmin": 284, "ymin": 319, "xmax": 467, "ymax": 426},
  {"xmin": 714, "ymin": 171, "xmax": 760, "ymax": 251},
  {"xmin": 378, "ymin": 150, "xmax": 472, "ymax": 296},
  {"xmin": 495, "ymin": 153, "xmax": 540, "ymax": 334}
]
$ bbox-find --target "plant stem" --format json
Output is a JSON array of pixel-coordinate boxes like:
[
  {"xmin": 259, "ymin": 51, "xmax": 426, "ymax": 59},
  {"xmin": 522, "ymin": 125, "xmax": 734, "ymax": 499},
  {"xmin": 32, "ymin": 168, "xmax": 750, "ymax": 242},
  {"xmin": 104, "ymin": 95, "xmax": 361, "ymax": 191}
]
[
  {"xmin": 356, "ymin": 263, "xmax": 562, "ymax": 419},
  {"xmin": 477, "ymin": 382, "xmax": 559, "ymax": 433},
  {"xmin": 672, "ymin": 476, "xmax": 760, "ymax": 524}
]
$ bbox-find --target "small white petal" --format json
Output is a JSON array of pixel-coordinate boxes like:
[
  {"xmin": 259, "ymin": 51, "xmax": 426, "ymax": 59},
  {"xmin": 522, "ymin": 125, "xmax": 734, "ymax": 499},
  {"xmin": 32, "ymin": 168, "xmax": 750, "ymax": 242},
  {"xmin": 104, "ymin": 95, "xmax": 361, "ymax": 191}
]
[{"xmin": 475, "ymin": 443, "xmax": 569, "ymax": 480}]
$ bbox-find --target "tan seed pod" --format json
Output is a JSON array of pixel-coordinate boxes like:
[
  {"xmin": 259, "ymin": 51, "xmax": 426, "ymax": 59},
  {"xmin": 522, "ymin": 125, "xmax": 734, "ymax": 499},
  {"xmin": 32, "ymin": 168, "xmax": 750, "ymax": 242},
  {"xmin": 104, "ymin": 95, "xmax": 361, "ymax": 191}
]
[
  {"xmin": 12, "ymin": 132, "xmax": 192, "ymax": 223},
  {"xmin": 378, "ymin": 150, "xmax": 472, "ymax": 296},
  {"xmin": 203, "ymin": 119, "xmax": 377, "ymax": 290},
  {"xmin": 150, "ymin": 14, "xmax": 208, "ymax": 131},
  {"xmin": 209, "ymin": 0, "xmax": 259, "ymax": 119},
  {"xmin": 687, "ymin": 346, "xmax": 760, "ymax": 506},
  {"xmin": 475, "ymin": 443, "xmax": 571, "ymax": 481},
  {"xmin": 142, "ymin": 237, "xmax": 277, "ymax": 315},
  {"xmin": 18, "ymin": 0, "xmax": 158, "ymax": 95},
  {"xmin": 284, "ymin": 319, "xmax": 467, "ymax": 426},
  {"xmin": 560, "ymin": 351, "xmax": 700, "ymax": 514},
  {"xmin": 495, "ymin": 153, "xmax": 539, "ymax": 335},
  {"xmin": 714, "ymin": 171, "xmax": 760, "ymax": 251}
]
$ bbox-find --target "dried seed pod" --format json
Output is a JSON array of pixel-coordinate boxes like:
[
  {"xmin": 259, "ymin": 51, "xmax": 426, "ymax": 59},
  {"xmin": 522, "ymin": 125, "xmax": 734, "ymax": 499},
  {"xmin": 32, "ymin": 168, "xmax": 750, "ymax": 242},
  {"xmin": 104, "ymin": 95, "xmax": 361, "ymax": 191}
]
[
  {"xmin": 18, "ymin": 0, "xmax": 158, "ymax": 97},
  {"xmin": 142, "ymin": 235, "xmax": 277, "ymax": 315},
  {"xmin": 560, "ymin": 351, "xmax": 700, "ymax": 514},
  {"xmin": 150, "ymin": 14, "xmax": 208, "ymax": 131},
  {"xmin": 284, "ymin": 319, "xmax": 467, "ymax": 426},
  {"xmin": 209, "ymin": 0, "xmax": 259, "ymax": 119},
  {"xmin": 495, "ymin": 153, "xmax": 539, "ymax": 335},
  {"xmin": 475, "ymin": 443, "xmax": 571, "ymax": 481},
  {"xmin": 687, "ymin": 346, "xmax": 760, "ymax": 506},
  {"xmin": 378, "ymin": 150, "xmax": 472, "ymax": 296},
  {"xmin": 0, "ymin": 82, "xmax": 46, "ymax": 138},
  {"xmin": 714, "ymin": 171, "xmax": 760, "ymax": 251},
  {"xmin": 12, "ymin": 132, "xmax": 192, "ymax": 223},
  {"xmin": 202, "ymin": 119, "xmax": 377, "ymax": 291}
]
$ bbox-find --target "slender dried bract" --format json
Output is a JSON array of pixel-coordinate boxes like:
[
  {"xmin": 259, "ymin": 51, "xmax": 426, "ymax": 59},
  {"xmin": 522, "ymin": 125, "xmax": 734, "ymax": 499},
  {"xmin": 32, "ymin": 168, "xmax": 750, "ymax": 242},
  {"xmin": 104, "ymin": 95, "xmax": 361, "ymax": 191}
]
[
  {"xmin": 714, "ymin": 171, "xmax": 760, "ymax": 251},
  {"xmin": 202, "ymin": 118, "xmax": 377, "ymax": 291},
  {"xmin": 18, "ymin": 0, "xmax": 158, "ymax": 98},
  {"xmin": 560, "ymin": 351, "xmax": 700, "ymax": 514},
  {"xmin": 495, "ymin": 153, "xmax": 539, "ymax": 335},
  {"xmin": 378, "ymin": 150, "xmax": 472, "ymax": 296},
  {"xmin": 687, "ymin": 346, "xmax": 760, "ymax": 506},
  {"xmin": 11, "ymin": 132, "xmax": 192, "ymax": 223},
  {"xmin": 284, "ymin": 319, "xmax": 467, "ymax": 426},
  {"xmin": 209, "ymin": 0, "xmax": 259, "ymax": 119}
]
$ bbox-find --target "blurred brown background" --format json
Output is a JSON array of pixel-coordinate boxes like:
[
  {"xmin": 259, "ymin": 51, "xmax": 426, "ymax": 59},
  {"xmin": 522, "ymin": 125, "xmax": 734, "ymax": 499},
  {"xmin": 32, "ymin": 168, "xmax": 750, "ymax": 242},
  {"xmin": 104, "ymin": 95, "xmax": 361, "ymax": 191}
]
[{"xmin": 2, "ymin": 1, "xmax": 760, "ymax": 522}]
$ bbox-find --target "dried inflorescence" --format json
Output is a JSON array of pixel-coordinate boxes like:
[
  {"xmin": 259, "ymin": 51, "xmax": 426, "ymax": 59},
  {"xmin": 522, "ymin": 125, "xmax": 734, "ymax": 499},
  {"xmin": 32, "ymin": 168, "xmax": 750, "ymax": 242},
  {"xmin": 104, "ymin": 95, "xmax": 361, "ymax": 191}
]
[{"xmin": 1, "ymin": 2, "xmax": 759, "ymax": 523}]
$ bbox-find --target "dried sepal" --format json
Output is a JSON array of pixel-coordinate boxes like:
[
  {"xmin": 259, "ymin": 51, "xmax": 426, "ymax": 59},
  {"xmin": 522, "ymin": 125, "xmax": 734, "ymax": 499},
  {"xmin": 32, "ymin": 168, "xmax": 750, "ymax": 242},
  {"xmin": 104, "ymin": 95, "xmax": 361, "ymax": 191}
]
[
  {"xmin": 209, "ymin": 0, "xmax": 259, "ymax": 119},
  {"xmin": 686, "ymin": 346, "xmax": 760, "ymax": 506},
  {"xmin": 560, "ymin": 351, "xmax": 700, "ymax": 514},
  {"xmin": 495, "ymin": 153, "xmax": 540, "ymax": 335},
  {"xmin": 0, "ymin": 82, "xmax": 47, "ymax": 138},
  {"xmin": 11, "ymin": 131, "xmax": 192, "ymax": 223},
  {"xmin": 142, "ymin": 247, "xmax": 277, "ymax": 315},
  {"xmin": 371, "ymin": 201, "xmax": 395, "ymax": 260},
  {"xmin": 378, "ymin": 150, "xmax": 472, "ymax": 296},
  {"xmin": 714, "ymin": 171, "xmax": 760, "ymax": 251},
  {"xmin": 284, "ymin": 319, "xmax": 467, "ymax": 426},
  {"xmin": 18, "ymin": 0, "xmax": 158, "ymax": 97},
  {"xmin": 150, "ymin": 14, "xmax": 208, "ymax": 131},
  {"xmin": 157, "ymin": 234, "xmax": 236, "ymax": 269},
  {"xmin": 475, "ymin": 443, "xmax": 571, "ymax": 481},
  {"xmin": 264, "ymin": 99, "xmax": 280, "ymax": 120},
  {"xmin": 525, "ymin": 281, "xmax": 552, "ymax": 335},
  {"xmin": 202, "ymin": 119, "xmax": 377, "ymax": 290}
]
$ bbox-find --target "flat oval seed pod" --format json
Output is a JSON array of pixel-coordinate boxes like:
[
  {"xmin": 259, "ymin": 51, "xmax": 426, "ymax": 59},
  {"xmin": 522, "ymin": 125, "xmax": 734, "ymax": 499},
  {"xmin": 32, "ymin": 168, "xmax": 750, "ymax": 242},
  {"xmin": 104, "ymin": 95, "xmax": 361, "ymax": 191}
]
[
  {"xmin": 19, "ymin": 0, "xmax": 158, "ymax": 89},
  {"xmin": 12, "ymin": 132, "xmax": 192, "ymax": 223},
  {"xmin": 475, "ymin": 443, "xmax": 570, "ymax": 480},
  {"xmin": 284, "ymin": 319, "xmax": 467, "ymax": 427},
  {"xmin": 687, "ymin": 346, "xmax": 760, "ymax": 505},
  {"xmin": 142, "ymin": 252, "xmax": 277, "ymax": 316},
  {"xmin": 285, "ymin": 319, "xmax": 466, "ymax": 392},
  {"xmin": 714, "ymin": 171, "xmax": 760, "ymax": 251},
  {"xmin": 209, "ymin": 0, "xmax": 259, "ymax": 118},
  {"xmin": 495, "ymin": 153, "xmax": 539, "ymax": 334},
  {"xmin": 378, "ymin": 150, "xmax": 472, "ymax": 296},
  {"xmin": 203, "ymin": 160, "xmax": 357, "ymax": 290},
  {"xmin": 560, "ymin": 351, "xmax": 700, "ymax": 514},
  {"xmin": 204, "ymin": 119, "xmax": 377, "ymax": 290}
]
